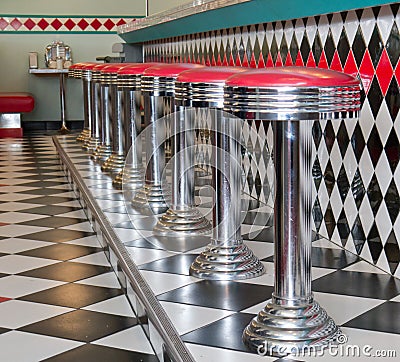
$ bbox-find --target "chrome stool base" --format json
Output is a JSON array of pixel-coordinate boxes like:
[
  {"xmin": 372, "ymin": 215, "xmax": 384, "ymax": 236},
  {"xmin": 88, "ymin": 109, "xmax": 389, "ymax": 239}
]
[
  {"xmin": 189, "ymin": 243, "xmax": 265, "ymax": 280},
  {"xmin": 76, "ymin": 128, "xmax": 91, "ymax": 142},
  {"xmin": 112, "ymin": 166, "xmax": 144, "ymax": 190},
  {"xmin": 82, "ymin": 137, "xmax": 100, "ymax": 152},
  {"xmin": 101, "ymin": 153, "xmax": 125, "ymax": 174},
  {"xmin": 131, "ymin": 183, "xmax": 171, "ymax": 215},
  {"xmin": 91, "ymin": 144, "xmax": 112, "ymax": 163},
  {"xmin": 154, "ymin": 208, "xmax": 212, "ymax": 236},
  {"xmin": 243, "ymin": 299, "xmax": 342, "ymax": 356}
]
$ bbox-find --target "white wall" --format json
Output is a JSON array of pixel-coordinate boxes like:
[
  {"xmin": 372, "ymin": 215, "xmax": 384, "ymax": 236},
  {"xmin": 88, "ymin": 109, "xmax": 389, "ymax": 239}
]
[{"xmin": 148, "ymin": 0, "xmax": 192, "ymax": 15}]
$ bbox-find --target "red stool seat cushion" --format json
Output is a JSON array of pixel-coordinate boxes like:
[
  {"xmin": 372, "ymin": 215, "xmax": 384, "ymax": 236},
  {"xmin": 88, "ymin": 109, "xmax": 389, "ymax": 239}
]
[{"xmin": 0, "ymin": 93, "xmax": 35, "ymax": 113}]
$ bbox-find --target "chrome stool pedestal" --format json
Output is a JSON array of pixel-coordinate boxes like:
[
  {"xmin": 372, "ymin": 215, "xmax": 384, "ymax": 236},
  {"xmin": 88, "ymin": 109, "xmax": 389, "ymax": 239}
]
[
  {"xmin": 131, "ymin": 63, "xmax": 201, "ymax": 215},
  {"xmin": 112, "ymin": 63, "xmax": 158, "ymax": 190},
  {"xmin": 101, "ymin": 64, "xmax": 129, "ymax": 175},
  {"xmin": 224, "ymin": 68, "xmax": 361, "ymax": 355}
]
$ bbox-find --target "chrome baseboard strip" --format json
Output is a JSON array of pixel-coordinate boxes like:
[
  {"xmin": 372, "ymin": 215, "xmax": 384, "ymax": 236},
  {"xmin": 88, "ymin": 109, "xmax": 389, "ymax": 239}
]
[{"xmin": 53, "ymin": 135, "xmax": 195, "ymax": 362}]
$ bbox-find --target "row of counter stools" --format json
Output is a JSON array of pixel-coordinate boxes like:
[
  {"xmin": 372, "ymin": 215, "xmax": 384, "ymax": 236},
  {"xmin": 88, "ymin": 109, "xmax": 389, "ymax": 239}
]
[{"xmin": 68, "ymin": 62, "xmax": 361, "ymax": 356}]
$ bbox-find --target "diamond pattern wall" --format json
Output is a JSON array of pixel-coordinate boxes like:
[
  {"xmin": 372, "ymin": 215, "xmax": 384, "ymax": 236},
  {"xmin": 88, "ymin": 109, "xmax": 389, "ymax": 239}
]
[{"xmin": 144, "ymin": 4, "xmax": 400, "ymax": 277}]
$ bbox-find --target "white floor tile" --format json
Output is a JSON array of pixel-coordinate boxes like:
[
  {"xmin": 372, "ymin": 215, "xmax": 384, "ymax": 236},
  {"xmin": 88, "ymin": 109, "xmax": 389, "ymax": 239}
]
[
  {"xmin": 342, "ymin": 261, "xmax": 388, "ymax": 274},
  {"xmin": 0, "ymin": 202, "xmax": 39, "ymax": 211},
  {"xmin": 0, "ymin": 331, "xmax": 83, "ymax": 362},
  {"xmin": 0, "ymin": 255, "xmax": 59, "ymax": 274},
  {"xmin": 60, "ymin": 222, "xmax": 94, "ymax": 232},
  {"xmin": 0, "ymin": 193, "xmax": 41, "ymax": 202},
  {"xmin": 83, "ymin": 295, "xmax": 135, "ymax": 317},
  {"xmin": 0, "ymin": 185, "xmax": 37, "ymax": 193},
  {"xmin": 114, "ymin": 228, "xmax": 153, "ymax": 242},
  {"xmin": 57, "ymin": 210, "xmax": 88, "ymax": 219},
  {"xmin": 69, "ymin": 252, "xmax": 110, "ymax": 266},
  {"xmin": 0, "ymin": 238, "xmax": 54, "ymax": 253},
  {"xmin": 243, "ymin": 240, "xmax": 274, "ymax": 260},
  {"xmin": 0, "ymin": 275, "xmax": 66, "ymax": 298},
  {"xmin": 0, "ymin": 300, "xmax": 73, "ymax": 328},
  {"xmin": 237, "ymin": 262, "xmax": 274, "ymax": 286},
  {"xmin": 65, "ymin": 235, "xmax": 101, "ymax": 247},
  {"xmin": 160, "ymin": 301, "xmax": 234, "ymax": 335},
  {"xmin": 77, "ymin": 272, "xmax": 121, "ymax": 288},
  {"xmin": 0, "ymin": 224, "xmax": 51, "ymax": 237},
  {"xmin": 0, "ymin": 212, "xmax": 48, "ymax": 223},
  {"xmin": 141, "ymin": 270, "xmax": 200, "ymax": 295},
  {"xmin": 126, "ymin": 247, "xmax": 175, "ymax": 265},
  {"xmin": 312, "ymin": 238, "xmax": 343, "ymax": 249},
  {"xmin": 92, "ymin": 325, "xmax": 153, "ymax": 354}
]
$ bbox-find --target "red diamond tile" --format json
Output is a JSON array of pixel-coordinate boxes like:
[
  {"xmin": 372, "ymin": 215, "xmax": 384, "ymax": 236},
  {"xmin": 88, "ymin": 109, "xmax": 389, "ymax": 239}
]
[
  {"xmin": 0, "ymin": 222, "xmax": 9, "ymax": 226},
  {"xmin": 211, "ymin": 53, "xmax": 217, "ymax": 66},
  {"xmin": 318, "ymin": 51, "xmax": 328, "ymax": 69},
  {"xmin": 51, "ymin": 19, "xmax": 62, "ymax": 30},
  {"xmin": 222, "ymin": 53, "xmax": 229, "ymax": 66},
  {"xmin": 10, "ymin": 18, "xmax": 22, "ymax": 30},
  {"xmin": 242, "ymin": 53, "xmax": 249, "ymax": 67},
  {"xmin": 257, "ymin": 53, "xmax": 265, "ymax": 68},
  {"xmin": 116, "ymin": 19, "xmax": 126, "ymax": 26},
  {"xmin": 359, "ymin": 50, "xmax": 375, "ymax": 93},
  {"xmin": 306, "ymin": 52, "xmax": 316, "ymax": 68},
  {"xmin": 284, "ymin": 53, "xmax": 293, "ymax": 66},
  {"xmin": 235, "ymin": 53, "xmax": 241, "ymax": 67},
  {"xmin": 90, "ymin": 19, "xmax": 102, "ymax": 30},
  {"xmin": 0, "ymin": 18, "xmax": 9, "ymax": 30},
  {"xmin": 275, "ymin": 52, "xmax": 283, "ymax": 67},
  {"xmin": 77, "ymin": 19, "xmax": 89, "ymax": 30},
  {"xmin": 23, "ymin": 18, "xmax": 36, "ymax": 30},
  {"xmin": 266, "ymin": 53, "xmax": 274, "ymax": 67},
  {"xmin": 249, "ymin": 53, "xmax": 257, "ymax": 68},
  {"xmin": 295, "ymin": 51, "xmax": 304, "ymax": 66},
  {"xmin": 395, "ymin": 60, "xmax": 400, "ymax": 86},
  {"xmin": 343, "ymin": 50, "xmax": 358, "ymax": 77},
  {"xmin": 375, "ymin": 49, "xmax": 393, "ymax": 96},
  {"xmin": 64, "ymin": 19, "xmax": 76, "ymax": 30},
  {"xmin": 0, "ymin": 297, "xmax": 11, "ymax": 303},
  {"xmin": 104, "ymin": 19, "xmax": 115, "ymax": 31},
  {"xmin": 330, "ymin": 51, "xmax": 343, "ymax": 72},
  {"xmin": 37, "ymin": 18, "xmax": 49, "ymax": 30},
  {"xmin": 216, "ymin": 53, "xmax": 222, "ymax": 66}
]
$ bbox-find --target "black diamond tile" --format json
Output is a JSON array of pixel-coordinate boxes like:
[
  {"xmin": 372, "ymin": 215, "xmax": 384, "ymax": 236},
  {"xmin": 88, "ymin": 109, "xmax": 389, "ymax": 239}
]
[
  {"xmin": 16, "ymin": 188, "xmax": 68, "ymax": 196},
  {"xmin": 385, "ymin": 231, "xmax": 400, "ymax": 274},
  {"xmin": 19, "ymin": 261, "xmax": 111, "ymax": 282},
  {"xmin": 337, "ymin": 121, "xmax": 349, "ymax": 157},
  {"xmin": 343, "ymin": 301, "xmax": 400, "ymax": 334},
  {"xmin": 270, "ymin": 34, "xmax": 278, "ymax": 64},
  {"xmin": 337, "ymin": 27, "xmax": 350, "ymax": 68},
  {"xmin": 312, "ymin": 31, "xmax": 323, "ymax": 65},
  {"xmin": 0, "ymin": 273, "xmax": 8, "ymax": 278},
  {"xmin": 390, "ymin": 3, "xmax": 399, "ymax": 16},
  {"xmin": 289, "ymin": 35, "xmax": 299, "ymax": 64},
  {"xmin": 0, "ymin": 327, "xmax": 10, "ymax": 334},
  {"xmin": 337, "ymin": 209, "xmax": 351, "ymax": 246},
  {"xmin": 19, "ymin": 309, "xmax": 137, "ymax": 342},
  {"xmin": 337, "ymin": 165, "xmax": 350, "ymax": 202},
  {"xmin": 23, "ymin": 196, "xmax": 74, "ymax": 205},
  {"xmin": 139, "ymin": 253, "xmax": 197, "ymax": 275},
  {"xmin": 18, "ymin": 216, "xmax": 87, "ymax": 228},
  {"xmin": 158, "ymin": 280, "xmax": 273, "ymax": 311},
  {"xmin": 300, "ymin": 33, "xmax": 310, "ymax": 64},
  {"xmin": 312, "ymin": 156, "xmax": 322, "ymax": 191},
  {"xmin": 19, "ymin": 229, "xmax": 94, "ymax": 242},
  {"xmin": 324, "ymin": 160, "xmax": 335, "ymax": 196},
  {"xmin": 385, "ymin": 77, "xmax": 400, "ymax": 121},
  {"xmin": 351, "ymin": 121, "xmax": 366, "ymax": 162},
  {"xmin": 368, "ymin": 23, "xmax": 384, "ymax": 67},
  {"xmin": 367, "ymin": 76, "xmax": 384, "ymax": 118},
  {"xmin": 242, "ymin": 226, "xmax": 273, "ymax": 242},
  {"xmin": 366, "ymin": 123, "xmax": 383, "ymax": 166},
  {"xmin": 182, "ymin": 313, "xmax": 255, "ymax": 352},
  {"xmin": 42, "ymin": 344, "xmax": 158, "ymax": 362},
  {"xmin": 367, "ymin": 174, "xmax": 383, "ymax": 215},
  {"xmin": 19, "ymin": 280, "xmax": 121, "ymax": 307},
  {"xmin": 384, "ymin": 179, "xmax": 400, "ymax": 224},
  {"xmin": 351, "ymin": 168, "xmax": 365, "ymax": 209},
  {"xmin": 21, "ymin": 181, "xmax": 68, "ymax": 188},
  {"xmin": 312, "ymin": 197, "xmax": 323, "ymax": 232},
  {"xmin": 324, "ymin": 29, "xmax": 335, "ymax": 66},
  {"xmin": 324, "ymin": 203, "xmax": 335, "ymax": 239},
  {"xmin": 18, "ymin": 243, "xmax": 101, "ymax": 261},
  {"xmin": 386, "ymin": 22, "xmax": 400, "ymax": 67},
  {"xmin": 385, "ymin": 128, "xmax": 400, "ymax": 172},
  {"xmin": 313, "ymin": 270, "xmax": 400, "ymax": 299},
  {"xmin": 313, "ymin": 120, "xmax": 323, "ymax": 149},
  {"xmin": 352, "ymin": 25, "xmax": 367, "ymax": 67},
  {"xmin": 20, "ymin": 205, "xmax": 80, "ymax": 216},
  {"xmin": 367, "ymin": 221, "xmax": 384, "ymax": 263},
  {"xmin": 351, "ymin": 215, "xmax": 366, "ymax": 254},
  {"xmin": 279, "ymin": 34, "xmax": 289, "ymax": 64}
]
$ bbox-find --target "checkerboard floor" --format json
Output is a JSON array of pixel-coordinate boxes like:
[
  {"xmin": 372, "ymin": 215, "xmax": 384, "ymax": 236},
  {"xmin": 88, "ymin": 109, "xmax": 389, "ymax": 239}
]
[
  {"xmin": 0, "ymin": 135, "xmax": 157, "ymax": 361},
  {"xmin": 2, "ymin": 133, "xmax": 400, "ymax": 361}
]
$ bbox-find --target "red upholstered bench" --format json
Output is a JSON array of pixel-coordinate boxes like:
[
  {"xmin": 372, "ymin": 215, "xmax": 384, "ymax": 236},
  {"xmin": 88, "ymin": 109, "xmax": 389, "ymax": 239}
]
[{"xmin": 0, "ymin": 92, "xmax": 35, "ymax": 137}]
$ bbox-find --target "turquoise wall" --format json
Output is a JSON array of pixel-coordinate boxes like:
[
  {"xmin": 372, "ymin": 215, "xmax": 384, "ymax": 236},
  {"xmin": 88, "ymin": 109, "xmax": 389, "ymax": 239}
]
[{"xmin": 0, "ymin": 0, "xmax": 146, "ymax": 123}]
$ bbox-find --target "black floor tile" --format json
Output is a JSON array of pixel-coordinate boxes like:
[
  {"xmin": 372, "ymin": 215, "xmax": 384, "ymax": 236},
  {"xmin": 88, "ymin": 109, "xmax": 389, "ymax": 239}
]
[
  {"xmin": 242, "ymin": 211, "xmax": 273, "ymax": 226},
  {"xmin": 343, "ymin": 301, "xmax": 400, "ymax": 334},
  {"xmin": 43, "ymin": 344, "xmax": 158, "ymax": 362},
  {"xmin": 0, "ymin": 327, "xmax": 10, "ymax": 335},
  {"xmin": 263, "ymin": 247, "xmax": 360, "ymax": 269},
  {"xmin": 182, "ymin": 312, "xmax": 255, "ymax": 352},
  {"xmin": 123, "ymin": 238, "xmax": 161, "ymax": 249},
  {"xmin": 139, "ymin": 254, "xmax": 198, "ymax": 275},
  {"xmin": 20, "ymin": 205, "xmax": 80, "ymax": 216},
  {"xmin": 0, "ymin": 273, "xmax": 8, "ymax": 278},
  {"xmin": 312, "ymin": 270, "xmax": 400, "ymax": 299},
  {"xmin": 242, "ymin": 227, "xmax": 274, "ymax": 242},
  {"xmin": 18, "ymin": 216, "xmax": 87, "ymax": 228},
  {"xmin": 18, "ymin": 243, "xmax": 101, "ymax": 261},
  {"xmin": 19, "ymin": 229, "xmax": 94, "ymax": 242},
  {"xmin": 16, "ymin": 188, "xmax": 68, "ymax": 196},
  {"xmin": 19, "ymin": 309, "xmax": 137, "ymax": 342},
  {"xmin": 19, "ymin": 261, "xmax": 111, "ymax": 282},
  {"xmin": 19, "ymin": 282, "xmax": 122, "ymax": 308},
  {"xmin": 15, "ymin": 174, "xmax": 61, "ymax": 180},
  {"xmin": 158, "ymin": 280, "xmax": 272, "ymax": 311},
  {"xmin": 24, "ymin": 196, "xmax": 74, "ymax": 205}
]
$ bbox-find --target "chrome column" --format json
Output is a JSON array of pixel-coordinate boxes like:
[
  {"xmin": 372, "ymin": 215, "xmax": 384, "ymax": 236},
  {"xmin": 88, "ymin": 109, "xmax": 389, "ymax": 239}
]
[{"xmin": 72, "ymin": 65, "xmax": 91, "ymax": 142}]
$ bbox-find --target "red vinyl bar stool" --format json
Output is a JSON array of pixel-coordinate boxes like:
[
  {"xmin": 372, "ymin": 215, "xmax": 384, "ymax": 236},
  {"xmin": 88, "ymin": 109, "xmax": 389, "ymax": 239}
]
[
  {"xmin": 101, "ymin": 63, "xmax": 132, "ymax": 175},
  {"xmin": 224, "ymin": 67, "xmax": 360, "ymax": 355},
  {"xmin": 91, "ymin": 63, "xmax": 116, "ymax": 163},
  {"xmin": 131, "ymin": 63, "xmax": 203, "ymax": 215},
  {"xmin": 68, "ymin": 62, "xmax": 96, "ymax": 143},
  {"xmin": 112, "ymin": 63, "xmax": 160, "ymax": 189}
]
